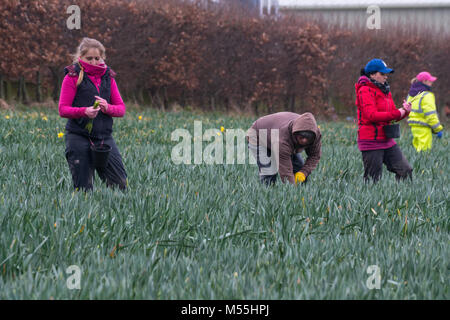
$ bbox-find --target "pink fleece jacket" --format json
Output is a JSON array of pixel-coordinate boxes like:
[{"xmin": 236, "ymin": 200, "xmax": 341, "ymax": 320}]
[{"xmin": 58, "ymin": 59, "xmax": 126, "ymax": 119}]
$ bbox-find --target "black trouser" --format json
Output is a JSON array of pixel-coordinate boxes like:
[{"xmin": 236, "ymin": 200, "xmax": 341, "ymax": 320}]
[
  {"xmin": 259, "ymin": 152, "xmax": 306, "ymax": 186},
  {"xmin": 65, "ymin": 132, "xmax": 127, "ymax": 191},
  {"xmin": 361, "ymin": 144, "xmax": 412, "ymax": 183}
]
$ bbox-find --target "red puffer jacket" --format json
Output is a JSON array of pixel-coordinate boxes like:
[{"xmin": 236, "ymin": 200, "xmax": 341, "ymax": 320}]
[{"xmin": 355, "ymin": 76, "xmax": 407, "ymax": 140}]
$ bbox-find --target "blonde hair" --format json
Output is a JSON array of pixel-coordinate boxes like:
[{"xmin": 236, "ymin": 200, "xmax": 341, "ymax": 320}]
[
  {"xmin": 411, "ymin": 77, "xmax": 418, "ymax": 84},
  {"xmin": 72, "ymin": 37, "xmax": 106, "ymax": 86}
]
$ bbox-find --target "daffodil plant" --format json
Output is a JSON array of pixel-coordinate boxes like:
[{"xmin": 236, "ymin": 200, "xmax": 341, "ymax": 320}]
[{"xmin": 85, "ymin": 100, "xmax": 99, "ymax": 134}]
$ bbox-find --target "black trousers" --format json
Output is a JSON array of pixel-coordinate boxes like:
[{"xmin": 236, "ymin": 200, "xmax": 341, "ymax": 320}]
[
  {"xmin": 65, "ymin": 132, "xmax": 127, "ymax": 191},
  {"xmin": 361, "ymin": 144, "xmax": 412, "ymax": 183},
  {"xmin": 259, "ymin": 152, "xmax": 306, "ymax": 185}
]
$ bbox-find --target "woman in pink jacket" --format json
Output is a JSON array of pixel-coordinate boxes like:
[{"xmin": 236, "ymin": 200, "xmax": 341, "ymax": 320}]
[{"xmin": 58, "ymin": 37, "xmax": 127, "ymax": 191}]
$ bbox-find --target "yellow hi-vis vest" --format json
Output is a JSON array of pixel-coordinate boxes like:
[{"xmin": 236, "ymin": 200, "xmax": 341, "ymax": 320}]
[{"xmin": 407, "ymin": 91, "xmax": 443, "ymax": 133}]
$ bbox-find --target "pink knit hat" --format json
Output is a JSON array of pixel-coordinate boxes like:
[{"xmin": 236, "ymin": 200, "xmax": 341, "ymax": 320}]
[{"xmin": 417, "ymin": 71, "xmax": 437, "ymax": 82}]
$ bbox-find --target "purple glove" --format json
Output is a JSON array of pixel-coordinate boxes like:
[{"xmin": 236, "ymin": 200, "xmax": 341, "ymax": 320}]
[{"xmin": 436, "ymin": 131, "xmax": 443, "ymax": 139}]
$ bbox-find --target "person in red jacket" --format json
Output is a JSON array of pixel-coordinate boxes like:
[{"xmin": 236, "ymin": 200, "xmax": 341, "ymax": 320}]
[{"xmin": 355, "ymin": 58, "xmax": 412, "ymax": 182}]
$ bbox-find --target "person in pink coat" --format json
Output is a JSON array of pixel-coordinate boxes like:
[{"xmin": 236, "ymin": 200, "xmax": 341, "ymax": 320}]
[{"xmin": 58, "ymin": 37, "xmax": 127, "ymax": 191}]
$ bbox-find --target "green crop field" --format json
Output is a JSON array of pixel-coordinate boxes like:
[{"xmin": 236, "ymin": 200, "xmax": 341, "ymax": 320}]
[{"xmin": 0, "ymin": 107, "xmax": 448, "ymax": 299}]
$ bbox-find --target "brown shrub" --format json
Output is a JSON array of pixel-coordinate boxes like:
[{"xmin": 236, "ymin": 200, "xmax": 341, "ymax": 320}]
[{"xmin": 1, "ymin": 0, "xmax": 448, "ymax": 116}]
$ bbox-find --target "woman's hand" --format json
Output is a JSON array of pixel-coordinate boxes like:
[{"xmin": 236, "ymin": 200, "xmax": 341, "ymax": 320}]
[
  {"xmin": 85, "ymin": 106, "xmax": 100, "ymax": 119},
  {"xmin": 402, "ymin": 100, "xmax": 412, "ymax": 112},
  {"xmin": 95, "ymin": 95, "xmax": 109, "ymax": 113}
]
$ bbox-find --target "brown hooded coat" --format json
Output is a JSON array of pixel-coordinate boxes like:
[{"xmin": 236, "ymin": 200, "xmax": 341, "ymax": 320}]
[{"xmin": 247, "ymin": 112, "xmax": 322, "ymax": 184}]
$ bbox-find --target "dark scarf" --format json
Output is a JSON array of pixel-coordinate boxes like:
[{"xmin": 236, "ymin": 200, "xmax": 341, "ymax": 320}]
[
  {"xmin": 408, "ymin": 81, "xmax": 432, "ymax": 97},
  {"xmin": 369, "ymin": 78, "xmax": 390, "ymax": 95}
]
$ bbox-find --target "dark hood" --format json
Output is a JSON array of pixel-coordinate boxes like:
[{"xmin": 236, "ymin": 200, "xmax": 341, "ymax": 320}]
[{"xmin": 291, "ymin": 112, "xmax": 320, "ymax": 147}]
